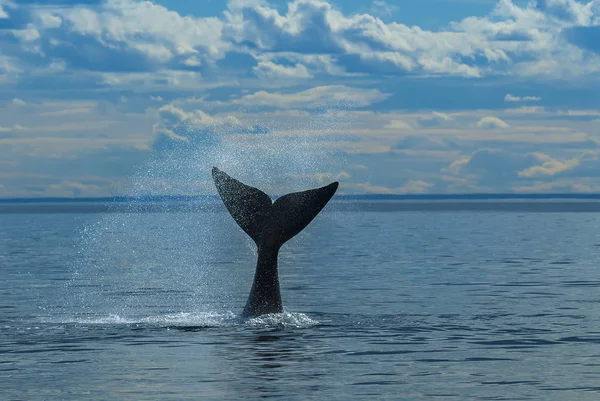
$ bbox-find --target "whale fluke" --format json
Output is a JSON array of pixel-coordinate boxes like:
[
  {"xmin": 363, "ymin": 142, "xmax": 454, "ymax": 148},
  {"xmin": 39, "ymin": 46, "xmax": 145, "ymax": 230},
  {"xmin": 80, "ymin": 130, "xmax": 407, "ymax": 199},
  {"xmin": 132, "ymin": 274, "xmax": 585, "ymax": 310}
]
[
  {"xmin": 212, "ymin": 167, "xmax": 339, "ymax": 316},
  {"xmin": 211, "ymin": 167, "xmax": 272, "ymax": 246}
]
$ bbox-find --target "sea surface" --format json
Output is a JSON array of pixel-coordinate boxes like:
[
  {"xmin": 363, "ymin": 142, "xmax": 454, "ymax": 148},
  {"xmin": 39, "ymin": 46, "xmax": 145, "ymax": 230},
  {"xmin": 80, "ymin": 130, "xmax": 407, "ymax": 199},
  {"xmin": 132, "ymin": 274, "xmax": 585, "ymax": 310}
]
[{"xmin": 2, "ymin": 201, "xmax": 600, "ymax": 400}]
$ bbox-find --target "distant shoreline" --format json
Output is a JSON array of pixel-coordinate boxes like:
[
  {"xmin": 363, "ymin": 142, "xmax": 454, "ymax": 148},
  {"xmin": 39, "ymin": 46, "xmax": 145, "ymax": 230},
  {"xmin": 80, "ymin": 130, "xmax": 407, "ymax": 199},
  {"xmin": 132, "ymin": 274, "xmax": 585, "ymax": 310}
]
[
  {"xmin": 3, "ymin": 197, "xmax": 600, "ymax": 213},
  {"xmin": 4, "ymin": 193, "xmax": 600, "ymax": 204}
]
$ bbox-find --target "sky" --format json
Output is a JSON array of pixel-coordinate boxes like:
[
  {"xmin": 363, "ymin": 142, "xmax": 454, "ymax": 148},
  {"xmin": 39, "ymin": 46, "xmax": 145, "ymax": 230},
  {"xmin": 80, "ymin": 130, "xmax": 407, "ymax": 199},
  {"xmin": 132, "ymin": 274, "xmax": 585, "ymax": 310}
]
[{"xmin": 2, "ymin": 0, "xmax": 600, "ymax": 197}]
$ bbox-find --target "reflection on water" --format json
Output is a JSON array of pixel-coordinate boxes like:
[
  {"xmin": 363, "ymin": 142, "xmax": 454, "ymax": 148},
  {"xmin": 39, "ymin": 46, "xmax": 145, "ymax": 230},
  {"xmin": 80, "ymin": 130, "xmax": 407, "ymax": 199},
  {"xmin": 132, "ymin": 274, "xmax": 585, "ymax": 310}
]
[{"xmin": 2, "ymin": 209, "xmax": 600, "ymax": 400}]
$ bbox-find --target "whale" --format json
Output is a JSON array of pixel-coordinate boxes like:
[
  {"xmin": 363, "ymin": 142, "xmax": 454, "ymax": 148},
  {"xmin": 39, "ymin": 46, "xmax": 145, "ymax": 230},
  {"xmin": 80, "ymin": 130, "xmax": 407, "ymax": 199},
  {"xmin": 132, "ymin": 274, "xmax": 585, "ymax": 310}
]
[{"xmin": 212, "ymin": 167, "xmax": 339, "ymax": 317}]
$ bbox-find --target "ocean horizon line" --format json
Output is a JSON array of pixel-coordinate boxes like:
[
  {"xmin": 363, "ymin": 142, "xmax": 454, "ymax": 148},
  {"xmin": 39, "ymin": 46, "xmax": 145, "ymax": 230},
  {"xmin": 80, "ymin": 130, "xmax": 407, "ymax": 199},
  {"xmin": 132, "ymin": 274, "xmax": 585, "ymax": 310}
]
[{"xmin": 3, "ymin": 193, "xmax": 600, "ymax": 203}]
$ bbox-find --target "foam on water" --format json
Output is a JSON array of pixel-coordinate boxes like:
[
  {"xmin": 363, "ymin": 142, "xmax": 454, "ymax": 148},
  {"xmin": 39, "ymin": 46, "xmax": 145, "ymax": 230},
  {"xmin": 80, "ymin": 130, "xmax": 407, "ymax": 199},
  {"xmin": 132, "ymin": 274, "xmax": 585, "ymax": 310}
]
[
  {"xmin": 46, "ymin": 311, "xmax": 318, "ymax": 329},
  {"xmin": 243, "ymin": 311, "xmax": 319, "ymax": 328}
]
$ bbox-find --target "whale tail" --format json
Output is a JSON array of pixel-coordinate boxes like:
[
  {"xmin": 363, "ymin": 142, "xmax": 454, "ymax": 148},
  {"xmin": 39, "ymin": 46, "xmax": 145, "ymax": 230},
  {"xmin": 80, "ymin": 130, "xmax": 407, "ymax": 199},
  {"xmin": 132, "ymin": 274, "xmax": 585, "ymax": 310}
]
[{"xmin": 212, "ymin": 167, "xmax": 338, "ymax": 249}]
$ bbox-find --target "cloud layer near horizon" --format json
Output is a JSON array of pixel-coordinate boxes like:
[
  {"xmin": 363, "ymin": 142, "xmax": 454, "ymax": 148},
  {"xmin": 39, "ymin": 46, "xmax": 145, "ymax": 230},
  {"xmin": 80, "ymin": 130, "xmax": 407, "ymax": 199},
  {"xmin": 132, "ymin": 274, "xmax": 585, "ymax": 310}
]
[{"xmin": 2, "ymin": 0, "xmax": 600, "ymax": 197}]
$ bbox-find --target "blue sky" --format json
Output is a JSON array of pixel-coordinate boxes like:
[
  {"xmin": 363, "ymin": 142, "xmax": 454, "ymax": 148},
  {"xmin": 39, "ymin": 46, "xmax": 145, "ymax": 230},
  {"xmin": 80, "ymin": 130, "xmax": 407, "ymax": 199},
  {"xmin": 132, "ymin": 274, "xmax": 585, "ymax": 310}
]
[{"xmin": 2, "ymin": 0, "xmax": 600, "ymax": 197}]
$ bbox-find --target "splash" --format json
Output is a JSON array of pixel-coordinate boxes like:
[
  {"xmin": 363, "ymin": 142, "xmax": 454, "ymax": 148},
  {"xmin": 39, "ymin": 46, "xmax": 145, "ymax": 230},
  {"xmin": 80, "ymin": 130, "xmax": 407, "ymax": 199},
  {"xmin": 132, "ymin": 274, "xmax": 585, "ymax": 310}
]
[
  {"xmin": 46, "ymin": 311, "xmax": 318, "ymax": 329},
  {"xmin": 63, "ymin": 100, "xmax": 351, "ymax": 320}
]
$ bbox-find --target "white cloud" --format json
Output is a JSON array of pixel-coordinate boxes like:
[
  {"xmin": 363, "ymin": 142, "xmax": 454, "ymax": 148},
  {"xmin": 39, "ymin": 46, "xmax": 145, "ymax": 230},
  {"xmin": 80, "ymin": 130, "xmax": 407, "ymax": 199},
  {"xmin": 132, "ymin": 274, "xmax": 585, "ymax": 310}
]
[
  {"xmin": 370, "ymin": 1, "xmax": 399, "ymax": 19},
  {"xmin": 314, "ymin": 170, "xmax": 351, "ymax": 184},
  {"xmin": 41, "ymin": 180, "xmax": 105, "ymax": 197},
  {"xmin": 418, "ymin": 111, "xmax": 453, "ymax": 127},
  {"xmin": 385, "ymin": 119, "xmax": 411, "ymax": 129},
  {"xmin": 355, "ymin": 180, "xmax": 433, "ymax": 194},
  {"xmin": 517, "ymin": 151, "xmax": 592, "ymax": 177},
  {"xmin": 514, "ymin": 179, "xmax": 600, "ymax": 193},
  {"xmin": 152, "ymin": 103, "xmax": 269, "ymax": 151},
  {"xmin": 504, "ymin": 106, "xmax": 545, "ymax": 114},
  {"xmin": 227, "ymin": 85, "xmax": 389, "ymax": 109},
  {"xmin": 505, "ymin": 94, "xmax": 542, "ymax": 102},
  {"xmin": 0, "ymin": 124, "xmax": 25, "ymax": 132},
  {"xmin": 476, "ymin": 116, "xmax": 510, "ymax": 129},
  {"xmin": 253, "ymin": 60, "xmax": 313, "ymax": 79},
  {"xmin": 51, "ymin": 0, "xmax": 227, "ymax": 62},
  {"xmin": 1, "ymin": 0, "xmax": 600, "ymax": 91},
  {"xmin": 534, "ymin": 0, "xmax": 595, "ymax": 25},
  {"xmin": 446, "ymin": 148, "xmax": 539, "ymax": 185},
  {"xmin": 3, "ymin": 1, "xmax": 600, "ymax": 197}
]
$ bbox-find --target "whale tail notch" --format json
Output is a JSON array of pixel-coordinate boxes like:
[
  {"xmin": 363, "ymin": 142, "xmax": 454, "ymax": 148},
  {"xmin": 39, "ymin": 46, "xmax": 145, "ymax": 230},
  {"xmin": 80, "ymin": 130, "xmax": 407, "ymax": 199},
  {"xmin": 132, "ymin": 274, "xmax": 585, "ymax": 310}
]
[{"xmin": 212, "ymin": 167, "xmax": 338, "ymax": 248}]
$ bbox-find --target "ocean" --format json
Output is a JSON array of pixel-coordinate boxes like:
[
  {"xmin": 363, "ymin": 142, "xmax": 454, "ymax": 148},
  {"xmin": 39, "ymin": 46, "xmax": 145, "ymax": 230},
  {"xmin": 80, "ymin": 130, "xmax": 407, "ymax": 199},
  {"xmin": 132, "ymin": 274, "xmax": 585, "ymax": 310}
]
[{"xmin": 2, "ymin": 201, "xmax": 600, "ymax": 400}]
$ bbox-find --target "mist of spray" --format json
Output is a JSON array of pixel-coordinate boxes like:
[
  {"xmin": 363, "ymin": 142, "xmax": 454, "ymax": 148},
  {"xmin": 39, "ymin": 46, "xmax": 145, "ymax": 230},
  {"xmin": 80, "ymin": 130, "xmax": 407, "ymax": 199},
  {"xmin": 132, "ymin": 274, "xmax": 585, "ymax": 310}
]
[{"xmin": 66, "ymin": 101, "xmax": 352, "ymax": 321}]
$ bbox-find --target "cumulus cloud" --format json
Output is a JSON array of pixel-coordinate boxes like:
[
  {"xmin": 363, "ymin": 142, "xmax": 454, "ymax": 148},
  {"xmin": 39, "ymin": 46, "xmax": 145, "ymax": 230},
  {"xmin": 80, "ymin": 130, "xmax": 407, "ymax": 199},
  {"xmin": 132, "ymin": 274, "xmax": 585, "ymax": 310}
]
[
  {"xmin": 476, "ymin": 116, "xmax": 510, "ymax": 129},
  {"xmin": 152, "ymin": 104, "xmax": 268, "ymax": 151},
  {"xmin": 2, "ymin": 0, "xmax": 600, "ymax": 89},
  {"xmin": 35, "ymin": 0, "xmax": 227, "ymax": 71},
  {"xmin": 3, "ymin": 0, "xmax": 600, "ymax": 197}
]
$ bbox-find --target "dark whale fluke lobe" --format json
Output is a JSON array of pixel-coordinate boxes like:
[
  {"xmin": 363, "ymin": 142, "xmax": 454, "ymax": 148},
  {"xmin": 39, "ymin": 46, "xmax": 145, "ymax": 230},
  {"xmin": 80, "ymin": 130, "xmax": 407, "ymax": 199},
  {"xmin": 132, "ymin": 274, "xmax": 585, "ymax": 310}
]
[{"xmin": 212, "ymin": 167, "xmax": 339, "ymax": 317}]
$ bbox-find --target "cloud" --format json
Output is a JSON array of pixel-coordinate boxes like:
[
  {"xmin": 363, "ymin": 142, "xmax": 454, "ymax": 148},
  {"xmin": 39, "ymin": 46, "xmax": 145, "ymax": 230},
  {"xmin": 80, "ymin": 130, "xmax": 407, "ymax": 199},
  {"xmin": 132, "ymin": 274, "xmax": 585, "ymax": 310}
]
[
  {"xmin": 534, "ymin": 0, "xmax": 595, "ymax": 25},
  {"xmin": 355, "ymin": 179, "xmax": 433, "ymax": 194},
  {"xmin": 370, "ymin": 1, "xmax": 398, "ymax": 19},
  {"xmin": 385, "ymin": 119, "xmax": 411, "ymax": 129},
  {"xmin": 313, "ymin": 170, "xmax": 351, "ymax": 184},
  {"xmin": 504, "ymin": 106, "xmax": 545, "ymax": 114},
  {"xmin": 393, "ymin": 135, "xmax": 458, "ymax": 151},
  {"xmin": 253, "ymin": 60, "xmax": 313, "ymax": 79},
  {"xmin": 476, "ymin": 116, "xmax": 510, "ymax": 129},
  {"xmin": 504, "ymin": 94, "xmax": 542, "ymax": 102},
  {"xmin": 0, "ymin": 124, "xmax": 25, "ymax": 132},
  {"xmin": 2, "ymin": 0, "xmax": 600, "ymax": 94},
  {"xmin": 418, "ymin": 111, "xmax": 452, "ymax": 127},
  {"xmin": 226, "ymin": 85, "xmax": 389, "ymax": 109},
  {"xmin": 40, "ymin": 180, "xmax": 105, "ymax": 197},
  {"xmin": 4, "ymin": 1, "xmax": 600, "ymax": 197},
  {"xmin": 517, "ymin": 152, "xmax": 583, "ymax": 177},
  {"xmin": 446, "ymin": 148, "xmax": 540, "ymax": 185},
  {"xmin": 42, "ymin": 0, "xmax": 227, "ymax": 70},
  {"xmin": 152, "ymin": 104, "xmax": 269, "ymax": 151},
  {"xmin": 514, "ymin": 179, "xmax": 600, "ymax": 193},
  {"xmin": 443, "ymin": 145, "xmax": 600, "ymax": 193}
]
